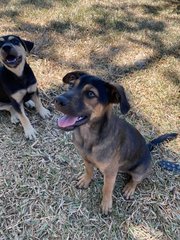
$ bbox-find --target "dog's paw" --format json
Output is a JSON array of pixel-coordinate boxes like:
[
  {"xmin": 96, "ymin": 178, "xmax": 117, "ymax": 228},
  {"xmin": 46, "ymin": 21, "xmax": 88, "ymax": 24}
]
[
  {"xmin": 39, "ymin": 107, "xmax": 51, "ymax": 119},
  {"xmin": 101, "ymin": 198, "xmax": 112, "ymax": 215},
  {"xmin": 24, "ymin": 126, "xmax": 37, "ymax": 140},
  {"xmin": 122, "ymin": 181, "xmax": 136, "ymax": 200},
  {"xmin": 25, "ymin": 100, "xmax": 35, "ymax": 109},
  {"xmin": 10, "ymin": 114, "xmax": 19, "ymax": 124},
  {"xmin": 76, "ymin": 174, "xmax": 92, "ymax": 188}
]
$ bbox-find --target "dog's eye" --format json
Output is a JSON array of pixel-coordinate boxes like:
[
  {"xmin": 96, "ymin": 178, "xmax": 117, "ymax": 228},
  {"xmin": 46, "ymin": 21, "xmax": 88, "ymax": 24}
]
[
  {"xmin": 10, "ymin": 38, "xmax": 19, "ymax": 45},
  {"xmin": 86, "ymin": 91, "xmax": 96, "ymax": 98}
]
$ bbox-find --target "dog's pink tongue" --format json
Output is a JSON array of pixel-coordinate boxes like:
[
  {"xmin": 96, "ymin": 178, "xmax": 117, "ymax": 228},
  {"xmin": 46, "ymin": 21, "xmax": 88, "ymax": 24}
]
[{"xmin": 58, "ymin": 115, "xmax": 78, "ymax": 128}]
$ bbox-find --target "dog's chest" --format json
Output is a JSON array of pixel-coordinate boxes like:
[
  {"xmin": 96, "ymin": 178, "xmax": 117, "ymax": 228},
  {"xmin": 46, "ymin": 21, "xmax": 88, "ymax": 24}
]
[
  {"xmin": 1, "ymin": 64, "xmax": 37, "ymax": 94},
  {"xmin": 73, "ymin": 127, "xmax": 94, "ymax": 155},
  {"xmin": 73, "ymin": 126, "xmax": 116, "ymax": 166}
]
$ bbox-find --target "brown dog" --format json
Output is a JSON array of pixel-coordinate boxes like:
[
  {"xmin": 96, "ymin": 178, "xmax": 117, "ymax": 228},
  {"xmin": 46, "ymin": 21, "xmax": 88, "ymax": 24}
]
[{"xmin": 55, "ymin": 71, "xmax": 177, "ymax": 214}]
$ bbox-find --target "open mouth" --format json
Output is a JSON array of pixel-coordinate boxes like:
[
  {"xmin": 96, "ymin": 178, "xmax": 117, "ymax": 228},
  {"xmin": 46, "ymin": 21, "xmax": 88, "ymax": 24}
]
[
  {"xmin": 57, "ymin": 115, "xmax": 88, "ymax": 131},
  {"xmin": 4, "ymin": 55, "xmax": 22, "ymax": 66}
]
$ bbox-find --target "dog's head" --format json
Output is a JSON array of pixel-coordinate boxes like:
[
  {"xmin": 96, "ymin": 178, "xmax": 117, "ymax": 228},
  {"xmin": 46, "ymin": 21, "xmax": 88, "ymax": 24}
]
[
  {"xmin": 0, "ymin": 35, "xmax": 34, "ymax": 69},
  {"xmin": 55, "ymin": 71, "xmax": 130, "ymax": 131}
]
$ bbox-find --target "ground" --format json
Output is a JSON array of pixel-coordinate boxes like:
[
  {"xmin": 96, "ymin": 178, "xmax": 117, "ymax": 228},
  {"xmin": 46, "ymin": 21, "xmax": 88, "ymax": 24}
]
[{"xmin": 0, "ymin": 0, "xmax": 179, "ymax": 239}]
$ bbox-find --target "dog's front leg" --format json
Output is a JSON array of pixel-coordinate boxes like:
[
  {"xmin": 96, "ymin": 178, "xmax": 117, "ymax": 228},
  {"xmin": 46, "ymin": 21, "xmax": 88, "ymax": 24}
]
[
  {"xmin": 77, "ymin": 158, "xmax": 94, "ymax": 188},
  {"xmin": 32, "ymin": 91, "xmax": 51, "ymax": 119},
  {"xmin": 17, "ymin": 104, "xmax": 37, "ymax": 139},
  {"xmin": 101, "ymin": 170, "xmax": 118, "ymax": 215},
  {"xmin": 11, "ymin": 98, "xmax": 37, "ymax": 139}
]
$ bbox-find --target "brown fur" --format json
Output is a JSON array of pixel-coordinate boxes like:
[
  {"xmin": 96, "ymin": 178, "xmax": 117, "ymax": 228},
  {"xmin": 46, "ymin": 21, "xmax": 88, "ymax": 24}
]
[{"xmin": 55, "ymin": 71, "xmax": 152, "ymax": 214}]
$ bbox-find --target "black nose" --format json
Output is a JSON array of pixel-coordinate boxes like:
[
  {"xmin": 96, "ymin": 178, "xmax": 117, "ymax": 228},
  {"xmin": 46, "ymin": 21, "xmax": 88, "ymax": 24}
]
[
  {"xmin": 2, "ymin": 45, "xmax": 12, "ymax": 53},
  {"xmin": 55, "ymin": 96, "xmax": 69, "ymax": 107}
]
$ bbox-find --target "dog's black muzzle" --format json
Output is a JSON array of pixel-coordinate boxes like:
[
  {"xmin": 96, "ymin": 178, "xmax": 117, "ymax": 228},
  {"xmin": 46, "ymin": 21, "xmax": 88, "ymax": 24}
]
[{"xmin": 1, "ymin": 44, "xmax": 22, "ymax": 68}]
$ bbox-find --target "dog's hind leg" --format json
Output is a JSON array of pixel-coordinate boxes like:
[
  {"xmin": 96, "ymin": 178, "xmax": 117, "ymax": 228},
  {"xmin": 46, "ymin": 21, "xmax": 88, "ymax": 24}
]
[
  {"xmin": 122, "ymin": 177, "xmax": 141, "ymax": 200},
  {"xmin": 0, "ymin": 102, "xmax": 19, "ymax": 123},
  {"xmin": 122, "ymin": 170, "xmax": 147, "ymax": 200},
  {"xmin": 9, "ymin": 107, "xmax": 19, "ymax": 124},
  {"xmin": 0, "ymin": 102, "xmax": 12, "ymax": 111}
]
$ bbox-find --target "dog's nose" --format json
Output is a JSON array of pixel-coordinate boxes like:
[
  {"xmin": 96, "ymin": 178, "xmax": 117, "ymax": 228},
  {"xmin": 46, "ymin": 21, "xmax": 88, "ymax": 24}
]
[
  {"xmin": 55, "ymin": 96, "xmax": 69, "ymax": 106},
  {"xmin": 2, "ymin": 44, "xmax": 12, "ymax": 53}
]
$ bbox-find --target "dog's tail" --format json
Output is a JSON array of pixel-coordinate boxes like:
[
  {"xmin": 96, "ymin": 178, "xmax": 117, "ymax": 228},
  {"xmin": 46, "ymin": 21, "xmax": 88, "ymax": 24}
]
[
  {"xmin": 147, "ymin": 133, "xmax": 177, "ymax": 151},
  {"xmin": 147, "ymin": 133, "xmax": 179, "ymax": 173}
]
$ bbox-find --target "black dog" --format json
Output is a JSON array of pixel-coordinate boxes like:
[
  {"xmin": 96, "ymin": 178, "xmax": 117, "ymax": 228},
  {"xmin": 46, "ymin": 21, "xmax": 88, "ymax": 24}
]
[{"xmin": 0, "ymin": 35, "xmax": 51, "ymax": 139}]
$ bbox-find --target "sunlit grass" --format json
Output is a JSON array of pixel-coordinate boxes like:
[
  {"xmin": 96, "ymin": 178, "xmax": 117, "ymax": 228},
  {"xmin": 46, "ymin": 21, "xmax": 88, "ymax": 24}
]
[{"xmin": 0, "ymin": 0, "xmax": 179, "ymax": 239}]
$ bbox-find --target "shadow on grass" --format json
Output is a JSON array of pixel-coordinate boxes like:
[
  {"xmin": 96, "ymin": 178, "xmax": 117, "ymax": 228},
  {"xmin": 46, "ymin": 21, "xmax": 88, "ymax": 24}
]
[
  {"xmin": 49, "ymin": 20, "xmax": 85, "ymax": 34},
  {"xmin": 20, "ymin": 0, "xmax": 53, "ymax": 9},
  {"xmin": 0, "ymin": 0, "xmax": 179, "ymax": 85},
  {"xmin": 20, "ymin": 0, "xmax": 79, "ymax": 8},
  {"xmin": 164, "ymin": 70, "xmax": 180, "ymax": 86},
  {"xmin": 0, "ymin": 10, "xmax": 19, "ymax": 18},
  {"xmin": 0, "ymin": 1, "xmax": 179, "ymax": 83},
  {"xmin": 91, "ymin": 4, "xmax": 165, "ymax": 33}
]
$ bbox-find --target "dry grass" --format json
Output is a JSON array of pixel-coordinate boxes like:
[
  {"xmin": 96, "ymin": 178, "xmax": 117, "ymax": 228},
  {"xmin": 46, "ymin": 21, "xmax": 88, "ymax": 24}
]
[{"xmin": 0, "ymin": 0, "xmax": 179, "ymax": 239}]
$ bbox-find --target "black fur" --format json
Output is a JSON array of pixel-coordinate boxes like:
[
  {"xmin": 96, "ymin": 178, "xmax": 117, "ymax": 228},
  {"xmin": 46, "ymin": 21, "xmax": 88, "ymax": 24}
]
[
  {"xmin": 147, "ymin": 133, "xmax": 178, "ymax": 151},
  {"xmin": 0, "ymin": 62, "xmax": 37, "ymax": 103},
  {"xmin": 0, "ymin": 35, "xmax": 50, "ymax": 139},
  {"xmin": 147, "ymin": 133, "xmax": 179, "ymax": 172}
]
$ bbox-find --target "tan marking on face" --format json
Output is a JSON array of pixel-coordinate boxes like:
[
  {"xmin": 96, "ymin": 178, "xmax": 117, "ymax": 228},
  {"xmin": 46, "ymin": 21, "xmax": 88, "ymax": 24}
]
[
  {"xmin": 91, "ymin": 104, "xmax": 106, "ymax": 120},
  {"xmin": 83, "ymin": 84, "xmax": 99, "ymax": 97},
  {"xmin": 81, "ymin": 84, "xmax": 110, "ymax": 120},
  {"xmin": 8, "ymin": 36, "xmax": 15, "ymax": 41},
  {"xmin": 2, "ymin": 43, "xmax": 26, "ymax": 76},
  {"xmin": 11, "ymin": 90, "xmax": 26, "ymax": 103},
  {"xmin": 27, "ymin": 83, "xmax": 37, "ymax": 93},
  {"xmin": 83, "ymin": 85, "xmax": 99, "ymax": 108}
]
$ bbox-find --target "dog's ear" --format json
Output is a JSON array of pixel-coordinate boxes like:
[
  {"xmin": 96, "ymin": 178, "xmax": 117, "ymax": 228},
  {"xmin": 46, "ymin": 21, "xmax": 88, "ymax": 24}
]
[
  {"xmin": 17, "ymin": 36, "xmax": 34, "ymax": 52},
  {"xmin": 21, "ymin": 39, "xmax": 34, "ymax": 52},
  {"xmin": 106, "ymin": 83, "xmax": 130, "ymax": 114},
  {"xmin": 63, "ymin": 71, "xmax": 88, "ymax": 83}
]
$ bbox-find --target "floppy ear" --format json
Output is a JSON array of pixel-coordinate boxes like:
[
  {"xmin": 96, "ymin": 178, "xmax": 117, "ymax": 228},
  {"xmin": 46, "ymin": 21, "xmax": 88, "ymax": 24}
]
[
  {"xmin": 63, "ymin": 71, "xmax": 88, "ymax": 83},
  {"xmin": 106, "ymin": 83, "xmax": 130, "ymax": 114},
  {"xmin": 18, "ymin": 37, "xmax": 34, "ymax": 52},
  {"xmin": 22, "ymin": 40, "xmax": 34, "ymax": 52}
]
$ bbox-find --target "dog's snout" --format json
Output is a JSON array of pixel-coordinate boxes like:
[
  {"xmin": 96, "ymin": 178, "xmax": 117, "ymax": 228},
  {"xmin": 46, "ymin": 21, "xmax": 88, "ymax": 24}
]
[
  {"xmin": 55, "ymin": 96, "xmax": 69, "ymax": 107},
  {"xmin": 2, "ymin": 44, "xmax": 12, "ymax": 53}
]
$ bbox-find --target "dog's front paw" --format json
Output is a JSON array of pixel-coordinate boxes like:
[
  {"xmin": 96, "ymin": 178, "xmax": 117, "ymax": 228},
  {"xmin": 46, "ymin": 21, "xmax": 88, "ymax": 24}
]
[
  {"xmin": 39, "ymin": 107, "xmax": 51, "ymax": 119},
  {"xmin": 76, "ymin": 174, "xmax": 92, "ymax": 188},
  {"xmin": 24, "ymin": 126, "xmax": 37, "ymax": 140},
  {"xmin": 11, "ymin": 114, "xmax": 19, "ymax": 124},
  {"xmin": 101, "ymin": 197, "xmax": 112, "ymax": 215}
]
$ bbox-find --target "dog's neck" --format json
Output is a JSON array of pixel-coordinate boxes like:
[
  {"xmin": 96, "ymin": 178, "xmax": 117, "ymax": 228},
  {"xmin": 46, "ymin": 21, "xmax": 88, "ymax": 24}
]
[
  {"xmin": 79, "ymin": 108, "xmax": 112, "ymax": 138},
  {"xmin": 4, "ymin": 58, "xmax": 26, "ymax": 77}
]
